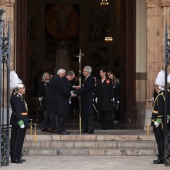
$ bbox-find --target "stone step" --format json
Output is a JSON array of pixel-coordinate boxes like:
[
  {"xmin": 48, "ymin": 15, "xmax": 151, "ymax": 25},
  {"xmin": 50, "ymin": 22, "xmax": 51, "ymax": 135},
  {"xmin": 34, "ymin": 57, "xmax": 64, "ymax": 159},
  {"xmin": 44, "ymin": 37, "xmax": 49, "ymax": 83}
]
[
  {"xmin": 23, "ymin": 147, "xmax": 157, "ymax": 156},
  {"xmin": 25, "ymin": 134, "xmax": 155, "ymax": 141},
  {"xmin": 23, "ymin": 140, "xmax": 155, "ymax": 148},
  {"xmin": 22, "ymin": 130, "xmax": 156, "ymax": 156}
]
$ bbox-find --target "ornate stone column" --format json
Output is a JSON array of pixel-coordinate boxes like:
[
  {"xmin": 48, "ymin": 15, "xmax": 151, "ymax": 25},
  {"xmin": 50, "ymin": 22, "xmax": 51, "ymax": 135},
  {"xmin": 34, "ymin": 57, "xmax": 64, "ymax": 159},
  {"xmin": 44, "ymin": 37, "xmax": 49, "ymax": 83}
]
[
  {"xmin": 145, "ymin": 0, "xmax": 164, "ymax": 129},
  {"xmin": 5, "ymin": 0, "xmax": 15, "ymax": 70}
]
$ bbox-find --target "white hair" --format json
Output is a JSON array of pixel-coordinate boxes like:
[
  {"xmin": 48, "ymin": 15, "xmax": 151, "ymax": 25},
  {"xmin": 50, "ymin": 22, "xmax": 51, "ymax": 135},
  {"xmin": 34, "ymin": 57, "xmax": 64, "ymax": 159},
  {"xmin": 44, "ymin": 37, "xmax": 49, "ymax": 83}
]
[
  {"xmin": 57, "ymin": 68, "xmax": 66, "ymax": 74},
  {"xmin": 42, "ymin": 72, "xmax": 49, "ymax": 81},
  {"xmin": 85, "ymin": 66, "xmax": 92, "ymax": 74}
]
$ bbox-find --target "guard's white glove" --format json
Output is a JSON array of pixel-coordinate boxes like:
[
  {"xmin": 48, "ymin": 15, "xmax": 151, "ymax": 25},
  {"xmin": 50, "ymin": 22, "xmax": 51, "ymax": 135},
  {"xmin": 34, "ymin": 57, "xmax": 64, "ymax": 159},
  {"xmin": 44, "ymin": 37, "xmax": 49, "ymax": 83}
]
[
  {"xmin": 39, "ymin": 97, "xmax": 43, "ymax": 101},
  {"xmin": 154, "ymin": 121, "xmax": 159, "ymax": 128},
  {"xmin": 117, "ymin": 101, "xmax": 120, "ymax": 104},
  {"xmin": 111, "ymin": 98, "xmax": 115, "ymax": 102},
  {"xmin": 95, "ymin": 98, "xmax": 98, "ymax": 103},
  {"xmin": 167, "ymin": 115, "xmax": 170, "ymax": 123},
  {"xmin": 20, "ymin": 124, "xmax": 25, "ymax": 129}
]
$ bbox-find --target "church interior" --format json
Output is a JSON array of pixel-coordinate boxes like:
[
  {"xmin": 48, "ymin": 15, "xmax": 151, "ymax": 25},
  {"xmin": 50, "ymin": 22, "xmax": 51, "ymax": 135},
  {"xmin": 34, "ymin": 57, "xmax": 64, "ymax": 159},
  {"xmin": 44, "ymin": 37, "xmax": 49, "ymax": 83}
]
[
  {"xmin": 25, "ymin": 0, "xmax": 137, "ymax": 127},
  {"xmin": 28, "ymin": 0, "xmax": 122, "ymax": 95}
]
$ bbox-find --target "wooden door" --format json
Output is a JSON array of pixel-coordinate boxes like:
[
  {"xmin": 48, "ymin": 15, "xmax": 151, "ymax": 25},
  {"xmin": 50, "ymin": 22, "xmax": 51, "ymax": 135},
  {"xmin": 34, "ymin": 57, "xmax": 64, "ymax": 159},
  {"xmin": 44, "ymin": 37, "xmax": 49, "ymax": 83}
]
[{"xmin": 120, "ymin": 0, "xmax": 137, "ymax": 123}]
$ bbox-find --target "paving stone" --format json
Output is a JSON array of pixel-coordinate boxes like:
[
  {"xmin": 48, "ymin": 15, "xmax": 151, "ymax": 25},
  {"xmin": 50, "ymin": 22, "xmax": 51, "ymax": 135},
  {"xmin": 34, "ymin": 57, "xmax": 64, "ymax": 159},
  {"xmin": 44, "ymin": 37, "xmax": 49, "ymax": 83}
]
[
  {"xmin": 106, "ymin": 148, "xmax": 138, "ymax": 156},
  {"xmin": 59, "ymin": 148, "xmax": 88, "ymax": 156},
  {"xmin": 118, "ymin": 141, "xmax": 155, "ymax": 148},
  {"xmin": 28, "ymin": 149, "xmax": 57, "ymax": 156},
  {"xmin": 88, "ymin": 149, "xmax": 106, "ymax": 156},
  {"xmin": 73, "ymin": 141, "xmax": 118, "ymax": 148},
  {"xmin": 137, "ymin": 148, "xmax": 157, "ymax": 156}
]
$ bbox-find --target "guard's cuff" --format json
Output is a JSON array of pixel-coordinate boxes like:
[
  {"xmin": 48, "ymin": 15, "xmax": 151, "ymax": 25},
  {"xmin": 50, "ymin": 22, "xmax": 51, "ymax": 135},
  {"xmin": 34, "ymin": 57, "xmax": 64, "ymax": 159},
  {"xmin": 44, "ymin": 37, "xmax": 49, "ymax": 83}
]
[
  {"xmin": 156, "ymin": 118, "xmax": 162, "ymax": 124},
  {"xmin": 168, "ymin": 115, "xmax": 170, "ymax": 120},
  {"xmin": 18, "ymin": 120, "xmax": 24, "ymax": 127}
]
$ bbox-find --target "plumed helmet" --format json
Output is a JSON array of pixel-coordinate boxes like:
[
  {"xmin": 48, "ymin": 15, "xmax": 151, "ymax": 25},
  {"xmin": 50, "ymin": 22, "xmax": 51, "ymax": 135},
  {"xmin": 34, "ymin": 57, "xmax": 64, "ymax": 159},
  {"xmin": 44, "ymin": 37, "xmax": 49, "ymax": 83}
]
[
  {"xmin": 10, "ymin": 71, "xmax": 24, "ymax": 89},
  {"xmin": 167, "ymin": 73, "xmax": 170, "ymax": 83},
  {"xmin": 155, "ymin": 70, "xmax": 165, "ymax": 90}
]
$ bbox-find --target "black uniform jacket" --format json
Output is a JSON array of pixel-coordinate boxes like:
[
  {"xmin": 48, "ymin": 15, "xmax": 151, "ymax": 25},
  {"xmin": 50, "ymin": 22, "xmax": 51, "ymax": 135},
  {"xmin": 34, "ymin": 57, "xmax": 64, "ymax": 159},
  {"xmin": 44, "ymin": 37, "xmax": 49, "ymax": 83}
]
[
  {"xmin": 151, "ymin": 90, "xmax": 165, "ymax": 126},
  {"xmin": 96, "ymin": 78, "xmax": 115, "ymax": 112},
  {"xmin": 76, "ymin": 75, "xmax": 95, "ymax": 114},
  {"xmin": 56, "ymin": 76, "xmax": 72, "ymax": 117},
  {"xmin": 46, "ymin": 74, "xmax": 60, "ymax": 102},
  {"xmin": 10, "ymin": 92, "xmax": 28, "ymax": 128}
]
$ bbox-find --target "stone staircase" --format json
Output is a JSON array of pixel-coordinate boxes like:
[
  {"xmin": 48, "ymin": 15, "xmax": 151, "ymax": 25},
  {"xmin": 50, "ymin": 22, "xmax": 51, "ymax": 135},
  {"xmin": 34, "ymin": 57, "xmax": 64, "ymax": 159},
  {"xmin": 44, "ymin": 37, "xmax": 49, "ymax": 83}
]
[{"xmin": 23, "ymin": 130, "xmax": 156, "ymax": 156}]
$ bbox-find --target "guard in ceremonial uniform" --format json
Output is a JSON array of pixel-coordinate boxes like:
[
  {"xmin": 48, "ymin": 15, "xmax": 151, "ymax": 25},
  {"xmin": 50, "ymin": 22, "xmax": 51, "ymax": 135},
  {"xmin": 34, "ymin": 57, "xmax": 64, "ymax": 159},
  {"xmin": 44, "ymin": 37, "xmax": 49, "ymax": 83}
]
[
  {"xmin": 10, "ymin": 83, "xmax": 28, "ymax": 164},
  {"xmin": 151, "ymin": 70, "xmax": 165, "ymax": 164}
]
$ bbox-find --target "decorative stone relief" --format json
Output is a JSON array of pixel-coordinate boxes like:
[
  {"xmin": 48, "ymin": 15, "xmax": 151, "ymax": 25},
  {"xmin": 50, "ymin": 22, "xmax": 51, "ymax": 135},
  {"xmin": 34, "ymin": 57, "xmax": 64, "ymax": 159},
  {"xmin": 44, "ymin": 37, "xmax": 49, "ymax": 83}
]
[
  {"xmin": 6, "ymin": 0, "xmax": 15, "ymax": 6},
  {"xmin": 161, "ymin": 0, "xmax": 170, "ymax": 7},
  {"xmin": 145, "ymin": 0, "xmax": 155, "ymax": 8}
]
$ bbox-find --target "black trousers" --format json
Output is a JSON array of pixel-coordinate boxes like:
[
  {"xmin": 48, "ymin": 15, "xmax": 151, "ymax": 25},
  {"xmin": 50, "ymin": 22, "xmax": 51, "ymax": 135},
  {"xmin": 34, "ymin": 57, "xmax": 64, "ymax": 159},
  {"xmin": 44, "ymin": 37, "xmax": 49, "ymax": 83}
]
[
  {"xmin": 100, "ymin": 111, "xmax": 111, "ymax": 129},
  {"xmin": 153, "ymin": 124, "xmax": 164, "ymax": 160},
  {"xmin": 57, "ymin": 114, "xmax": 65, "ymax": 132},
  {"xmin": 10, "ymin": 127, "xmax": 26, "ymax": 160},
  {"xmin": 82, "ymin": 114, "xmax": 93, "ymax": 131},
  {"xmin": 43, "ymin": 102, "xmax": 56, "ymax": 130}
]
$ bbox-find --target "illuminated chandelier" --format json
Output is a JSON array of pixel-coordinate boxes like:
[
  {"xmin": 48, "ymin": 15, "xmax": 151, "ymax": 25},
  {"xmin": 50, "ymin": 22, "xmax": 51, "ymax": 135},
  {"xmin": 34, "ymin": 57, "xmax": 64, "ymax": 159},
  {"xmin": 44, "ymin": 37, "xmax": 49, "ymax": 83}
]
[
  {"xmin": 105, "ymin": 30, "xmax": 113, "ymax": 42},
  {"xmin": 100, "ymin": 0, "xmax": 109, "ymax": 6}
]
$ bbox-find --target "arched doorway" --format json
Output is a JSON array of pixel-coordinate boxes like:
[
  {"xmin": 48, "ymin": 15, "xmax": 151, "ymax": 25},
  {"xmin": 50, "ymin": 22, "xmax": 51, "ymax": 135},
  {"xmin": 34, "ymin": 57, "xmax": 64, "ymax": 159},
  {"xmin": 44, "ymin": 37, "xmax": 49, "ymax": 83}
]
[{"xmin": 16, "ymin": 0, "xmax": 137, "ymax": 127}]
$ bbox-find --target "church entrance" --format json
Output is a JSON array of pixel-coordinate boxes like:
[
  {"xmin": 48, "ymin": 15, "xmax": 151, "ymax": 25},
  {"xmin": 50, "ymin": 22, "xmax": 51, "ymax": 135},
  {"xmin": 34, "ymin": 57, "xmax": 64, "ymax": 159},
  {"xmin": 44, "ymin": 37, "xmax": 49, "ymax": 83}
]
[{"xmin": 15, "ymin": 0, "xmax": 138, "ymax": 129}]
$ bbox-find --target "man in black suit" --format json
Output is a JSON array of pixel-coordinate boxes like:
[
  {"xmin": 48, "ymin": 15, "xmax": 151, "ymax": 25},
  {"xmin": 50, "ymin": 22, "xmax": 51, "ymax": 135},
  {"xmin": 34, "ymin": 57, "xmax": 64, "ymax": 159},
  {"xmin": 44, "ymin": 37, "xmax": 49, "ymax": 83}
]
[
  {"xmin": 76, "ymin": 66, "xmax": 95, "ymax": 134},
  {"xmin": 42, "ymin": 69, "xmax": 66, "ymax": 133},
  {"xmin": 56, "ymin": 71, "xmax": 76, "ymax": 135}
]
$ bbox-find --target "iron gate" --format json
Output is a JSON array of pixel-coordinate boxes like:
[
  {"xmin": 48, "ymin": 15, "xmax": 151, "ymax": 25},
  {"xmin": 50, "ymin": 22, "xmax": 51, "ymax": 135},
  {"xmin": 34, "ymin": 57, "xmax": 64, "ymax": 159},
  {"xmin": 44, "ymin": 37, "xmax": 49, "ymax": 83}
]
[{"xmin": 0, "ymin": 9, "xmax": 10, "ymax": 166}]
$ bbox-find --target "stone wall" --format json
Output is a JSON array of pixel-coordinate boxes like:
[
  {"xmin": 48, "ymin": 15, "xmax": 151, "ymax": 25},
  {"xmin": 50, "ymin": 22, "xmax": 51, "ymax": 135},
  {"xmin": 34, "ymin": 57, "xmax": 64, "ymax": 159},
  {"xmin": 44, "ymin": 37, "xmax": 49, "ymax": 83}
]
[{"xmin": 145, "ymin": 0, "xmax": 170, "ymax": 128}]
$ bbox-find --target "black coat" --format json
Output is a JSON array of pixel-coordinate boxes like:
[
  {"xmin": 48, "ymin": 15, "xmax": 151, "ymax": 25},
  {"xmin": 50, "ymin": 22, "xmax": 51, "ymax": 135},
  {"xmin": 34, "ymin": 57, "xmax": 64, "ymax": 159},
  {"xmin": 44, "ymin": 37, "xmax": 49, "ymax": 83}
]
[
  {"xmin": 56, "ymin": 76, "xmax": 72, "ymax": 117},
  {"xmin": 10, "ymin": 92, "xmax": 28, "ymax": 128},
  {"xmin": 96, "ymin": 78, "xmax": 115, "ymax": 112},
  {"xmin": 38, "ymin": 81, "xmax": 49, "ymax": 110},
  {"xmin": 76, "ymin": 75, "xmax": 95, "ymax": 114},
  {"xmin": 46, "ymin": 74, "xmax": 61, "ymax": 102},
  {"xmin": 112, "ymin": 82, "xmax": 120, "ymax": 102}
]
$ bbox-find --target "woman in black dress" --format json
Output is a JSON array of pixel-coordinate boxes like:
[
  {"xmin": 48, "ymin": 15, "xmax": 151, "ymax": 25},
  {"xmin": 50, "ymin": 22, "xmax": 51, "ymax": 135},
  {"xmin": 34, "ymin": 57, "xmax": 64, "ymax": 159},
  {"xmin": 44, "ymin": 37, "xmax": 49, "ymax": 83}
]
[
  {"xmin": 96, "ymin": 69, "xmax": 115, "ymax": 130},
  {"xmin": 38, "ymin": 72, "xmax": 50, "ymax": 131},
  {"xmin": 109, "ymin": 71, "xmax": 121, "ymax": 122}
]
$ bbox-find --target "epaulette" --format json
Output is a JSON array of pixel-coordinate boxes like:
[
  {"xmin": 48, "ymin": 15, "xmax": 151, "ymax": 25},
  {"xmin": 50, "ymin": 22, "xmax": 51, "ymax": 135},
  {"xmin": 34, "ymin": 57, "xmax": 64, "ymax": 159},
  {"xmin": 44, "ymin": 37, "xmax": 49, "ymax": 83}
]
[{"xmin": 15, "ymin": 93, "xmax": 20, "ymax": 98}]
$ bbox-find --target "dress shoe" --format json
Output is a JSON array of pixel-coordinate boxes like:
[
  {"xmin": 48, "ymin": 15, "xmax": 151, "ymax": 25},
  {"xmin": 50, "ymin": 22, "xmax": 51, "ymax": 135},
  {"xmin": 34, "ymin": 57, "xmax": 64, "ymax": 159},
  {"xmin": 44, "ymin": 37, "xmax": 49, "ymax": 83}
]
[
  {"xmin": 49, "ymin": 129, "xmax": 58, "ymax": 133},
  {"xmin": 81, "ymin": 129, "xmax": 88, "ymax": 133},
  {"xmin": 41, "ymin": 128, "xmax": 49, "ymax": 132},
  {"xmin": 58, "ymin": 131, "xmax": 70, "ymax": 135},
  {"xmin": 11, "ymin": 159, "xmax": 23, "ymax": 164},
  {"xmin": 20, "ymin": 159, "xmax": 26, "ymax": 162},
  {"xmin": 153, "ymin": 159, "xmax": 164, "ymax": 164},
  {"xmin": 88, "ymin": 130, "xmax": 94, "ymax": 134}
]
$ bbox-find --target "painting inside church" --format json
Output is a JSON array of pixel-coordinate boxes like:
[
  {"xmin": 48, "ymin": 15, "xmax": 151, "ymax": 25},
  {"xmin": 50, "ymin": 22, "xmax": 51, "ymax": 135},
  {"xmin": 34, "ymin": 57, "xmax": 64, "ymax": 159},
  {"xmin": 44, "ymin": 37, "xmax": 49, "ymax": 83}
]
[
  {"xmin": 88, "ymin": 7, "xmax": 109, "ymax": 42},
  {"xmin": 45, "ymin": 3, "xmax": 79, "ymax": 72}
]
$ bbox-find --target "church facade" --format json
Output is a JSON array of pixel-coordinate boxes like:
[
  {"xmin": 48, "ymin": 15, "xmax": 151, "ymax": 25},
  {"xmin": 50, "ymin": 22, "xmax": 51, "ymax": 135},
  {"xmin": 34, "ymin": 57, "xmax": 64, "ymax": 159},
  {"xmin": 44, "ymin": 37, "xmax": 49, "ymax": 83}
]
[{"xmin": 0, "ymin": 0, "xmax": 170, "ymax": 128}]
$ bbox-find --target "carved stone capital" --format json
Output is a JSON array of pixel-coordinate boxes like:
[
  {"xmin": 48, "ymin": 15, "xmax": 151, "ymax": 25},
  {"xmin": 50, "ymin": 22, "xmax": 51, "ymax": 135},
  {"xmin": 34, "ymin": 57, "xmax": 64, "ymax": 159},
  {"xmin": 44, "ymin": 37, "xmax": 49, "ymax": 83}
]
[
  {"xmin": 161, "ymin": 0, "xmax": 170, "ymax": 7},
  {"xmin": 145, "ymin": 0, "xmax": 155, "ymax": 8},
  {"xmin": 6, "ymin": 0, "xmax": 15, "ymax": 6}
]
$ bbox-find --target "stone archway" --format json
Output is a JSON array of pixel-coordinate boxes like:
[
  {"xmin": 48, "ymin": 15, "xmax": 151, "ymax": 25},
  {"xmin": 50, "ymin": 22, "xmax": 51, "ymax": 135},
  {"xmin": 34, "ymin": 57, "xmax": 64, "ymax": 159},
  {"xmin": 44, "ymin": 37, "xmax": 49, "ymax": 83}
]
[{"xmin": 15, "ymin": 0, "xmax": 137, "ymax": 124}]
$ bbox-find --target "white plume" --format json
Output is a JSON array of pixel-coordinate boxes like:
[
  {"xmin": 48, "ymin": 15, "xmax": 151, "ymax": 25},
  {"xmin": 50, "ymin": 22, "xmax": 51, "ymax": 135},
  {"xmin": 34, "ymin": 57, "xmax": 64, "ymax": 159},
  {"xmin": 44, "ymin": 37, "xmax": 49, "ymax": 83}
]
[
  {"xmin": 167, "ymin": 73, "xmax": 170, "ymax": 83},
  {"xmin": 155, "ymin": 70, "xmax": 165, "ymax": 88},
  {"xmin": 10, "ymin": 71, "xmax": 22, "ymax": 89}
]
